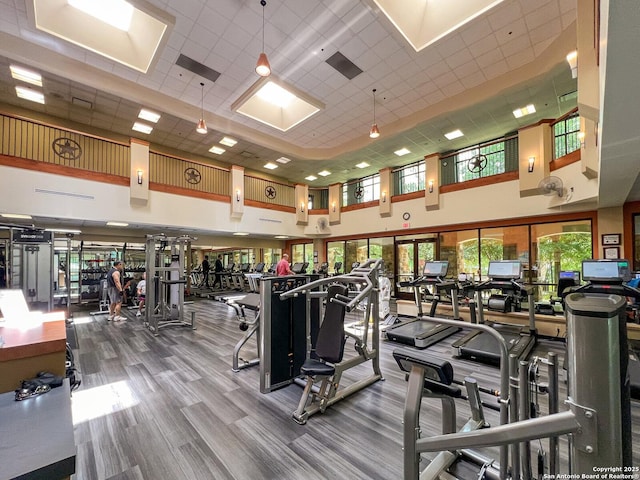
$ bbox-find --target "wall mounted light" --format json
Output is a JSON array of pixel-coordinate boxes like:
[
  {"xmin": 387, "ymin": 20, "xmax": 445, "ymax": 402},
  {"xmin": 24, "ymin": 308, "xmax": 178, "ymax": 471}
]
[
  {"xmin": 566, "ymin": 50, "xmax": 578, "ymax": 79},
  {"xmin": 255, "ymin": 0, "xmax": 271, "ymax": 77},
  {"xmin": 236, "ymin": 189, "xmax": 241, "ymax": 202},
  {"xmin": 369, "ymin": 88, "xmax": 380, "ymax": 139},
  {"xmin": 428, "ymin": 180, "xmax": 434, "ymax": 193},
  {"xmin": 578, "ymin": 131, "xmax": 585, "ymax": 148},
  {"xmin": 300, "ymin": 201, "xmax": 305, "ymax": 213},
  {"xmin": 196, "ymin": 82, "xmax": 207, "ymax": 134},
  {"xmin": 332, "ymin": 202, "xmax": 336, "ymax": 212},
  {"xmin": 527, "ymin": 156, "xmax": 535, "ymax": 173},
  {"xmin": 137, "ymin": 169, "xmax": 143, "ymax": 184},
  {"xmin": 381, "ymin": 191, "xmax": 387, "ymax": 203}
]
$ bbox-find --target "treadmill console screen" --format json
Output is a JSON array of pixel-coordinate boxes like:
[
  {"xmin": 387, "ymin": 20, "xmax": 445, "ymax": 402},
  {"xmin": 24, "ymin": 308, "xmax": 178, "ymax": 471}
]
[
  {"xmin": 559, "ymin": 270, "xmax": 580, "ymax": 282},
  {"xmin": 487, "ymin": 261, "xmax": 522, "ymax": 280},
  {"xmin": 291, "ymin": 262, "xmax": 306, "ymax": 274},
  {"xmin": 582, "ymin": 259, "xmax": 631, "ymax": 282},
  {"xmin": 423, "ymin": 261, "xmax": 448, "ymax": 277}
]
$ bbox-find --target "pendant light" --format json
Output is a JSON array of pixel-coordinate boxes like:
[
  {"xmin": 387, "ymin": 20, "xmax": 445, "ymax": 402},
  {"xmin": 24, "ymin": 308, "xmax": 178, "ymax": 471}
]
[
  {"xmin": 255, "ymin": 0, "xmax": 271, "ymax": 77},
  {"xmin": 196, "ymin": 82, "xmax": 207, "ymax": 134},
  {"xmin": 369, "ymin": 88, "xmax": 380, "ymax": 139}
]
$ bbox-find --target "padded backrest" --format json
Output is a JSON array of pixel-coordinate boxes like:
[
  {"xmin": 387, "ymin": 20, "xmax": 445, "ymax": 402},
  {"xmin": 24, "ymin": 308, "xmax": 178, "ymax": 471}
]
[{"xmin": 315, "ymin": 283, "xmax": 349, "ymax": 363}]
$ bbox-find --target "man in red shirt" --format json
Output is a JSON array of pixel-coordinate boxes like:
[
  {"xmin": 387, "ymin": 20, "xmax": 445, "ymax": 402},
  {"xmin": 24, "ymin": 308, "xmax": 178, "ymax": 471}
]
[{"xmin": 276, "ymin": 253, "xmax": 294, "ymax": 276}]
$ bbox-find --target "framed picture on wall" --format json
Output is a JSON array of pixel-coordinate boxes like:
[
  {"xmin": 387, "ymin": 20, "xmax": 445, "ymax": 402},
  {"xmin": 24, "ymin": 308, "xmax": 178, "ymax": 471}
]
[
  {"xmin": 602, "ymin": 233, "xmax": 621, "ymax": 246},
  {"xmin": 604, "ymin": 246, "xmax": 620, "ymax": 259}
]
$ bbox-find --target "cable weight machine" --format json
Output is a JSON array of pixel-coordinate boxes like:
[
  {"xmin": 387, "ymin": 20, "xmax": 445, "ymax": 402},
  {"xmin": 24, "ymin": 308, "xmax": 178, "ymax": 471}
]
[{"xmin": 144, "ymin": 234, "xmax": 196, "ymax": 336}]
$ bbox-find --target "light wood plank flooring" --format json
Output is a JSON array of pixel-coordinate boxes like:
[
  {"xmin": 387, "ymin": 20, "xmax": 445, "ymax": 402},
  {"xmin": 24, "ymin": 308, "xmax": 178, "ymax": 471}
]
[{"xmin": 68, "ymin": 299, "xmax": 640, "ymax": 479}]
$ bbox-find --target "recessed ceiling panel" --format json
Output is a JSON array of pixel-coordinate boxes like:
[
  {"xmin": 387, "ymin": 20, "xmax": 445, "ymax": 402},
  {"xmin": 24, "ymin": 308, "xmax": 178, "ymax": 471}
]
[
  {"xmin": 373, "ymin": 0, "xmax": 505, "ymax": 51},
  {"xmin": 28, "ymin": 0, "xmax": 174, "ymax": 73}
]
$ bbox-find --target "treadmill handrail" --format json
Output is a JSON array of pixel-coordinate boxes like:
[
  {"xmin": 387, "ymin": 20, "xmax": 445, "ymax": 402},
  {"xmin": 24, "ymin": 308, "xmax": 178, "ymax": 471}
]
[{"xmin": 474, "ymin": 279, "xmax": 529, "ymax": 293}]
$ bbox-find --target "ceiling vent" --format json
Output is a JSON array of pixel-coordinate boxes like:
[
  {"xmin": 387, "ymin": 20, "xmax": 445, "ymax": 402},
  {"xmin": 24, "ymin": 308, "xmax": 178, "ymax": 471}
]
[
  {"xmin": 240, "ymin": 151, "xmax": 256, "ymax": 158},
  {"xmin": 71, "ymin": 96, "xmax": 93, "ymax": 109},
  {"xmin": 176, "ymin": 54, "xmax": 221, "ymax": 83},
  {"xmin": 325, "ymin": 52, "xmax": 363, "ymax": 80}
]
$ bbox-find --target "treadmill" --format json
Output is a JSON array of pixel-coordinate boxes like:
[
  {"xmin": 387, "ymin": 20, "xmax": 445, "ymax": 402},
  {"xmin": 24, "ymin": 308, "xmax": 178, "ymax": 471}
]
[
  {"xmin": 452, "ymin": 260, "xmax": 536, "ymax": 366},
  {"xmin": 566, "ymin": 259, "xmax": 640, "ymax": 399},
  {"xmin": 385, "ymin": 260, "xmax": 462, "ymax": 349}
]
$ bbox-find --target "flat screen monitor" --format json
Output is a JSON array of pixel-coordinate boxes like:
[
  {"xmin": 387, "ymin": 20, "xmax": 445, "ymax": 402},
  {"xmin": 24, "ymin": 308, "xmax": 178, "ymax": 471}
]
[
  {"xmin": 487, "ymin": 260, "xmax": 522, "ymax": 280},
  {"xmin": 254, "ymin": 262, "xmax": 265, "ymax": 273},
  {"xmin": 423, "ymin": 261, "xmax": 448, "ymax": 277},
  {"xmin": 582, "ymin": 259, "xmax": 631, "ymax": 282},
  {"xmin": 225, "ymin": 263, "xmax": 234, "ymax": 271},
  {"xmin": 291, "ymin": 262, "xmax": 306, "ymax": 274},
  {"xmin": 559, "ymin": 270, "xmax": 580, "ymax": 283},
  {"xmin": 240, "ymin": 263, "xmax": 250, "ymax": 272}
]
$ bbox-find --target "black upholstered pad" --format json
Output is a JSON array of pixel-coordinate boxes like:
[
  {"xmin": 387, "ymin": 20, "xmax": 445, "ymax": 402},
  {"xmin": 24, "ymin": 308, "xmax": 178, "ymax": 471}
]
[
  {"xmin": 300, "ymin": 358, "xmax": 336, "ymax": 376},
  {"xmin": 315, "ymin": 283, "xmax": 349, "ymax": 363}
]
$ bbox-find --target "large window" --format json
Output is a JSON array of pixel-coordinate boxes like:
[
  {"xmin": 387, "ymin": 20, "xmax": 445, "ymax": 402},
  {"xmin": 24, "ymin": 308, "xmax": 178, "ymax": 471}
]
[
  {"xmin": 394, "ymin": 161, "xmax": 425, "ymax": 195},
  {"xmin": 553, "ymin": 111, "xmax": 580, "ymax": 159},
  {"xmin": 441, "ymin": 136, "xmax": 518, "ymax": 185},
  {"xmin": 327, "ymin": 241, "xmax": 345, "ymax": 274},
  {"xmin": 531, "ymin": 220, "xmax": 592, "ymax": 299},
  {"xmin": 439, "ymin": 230, "xmax": 478, "ymax": 279},
  {"xmin": 342, "ymin": 174, "xmax": 380, "ymax": 207}
]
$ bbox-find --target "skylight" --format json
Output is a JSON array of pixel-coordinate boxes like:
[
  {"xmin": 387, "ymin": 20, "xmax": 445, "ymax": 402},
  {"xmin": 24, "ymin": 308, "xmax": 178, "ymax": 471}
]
[
  {"xmin": 29, "ymin": 0, "xmax": 174, "ymax": 74},
  {"xmin": 67, "ymin": 0, "xmax": 134, "ymax": 31},
  {"xmin": 231, "ymin": 76, "xmax": 324, "ymax": 132}
]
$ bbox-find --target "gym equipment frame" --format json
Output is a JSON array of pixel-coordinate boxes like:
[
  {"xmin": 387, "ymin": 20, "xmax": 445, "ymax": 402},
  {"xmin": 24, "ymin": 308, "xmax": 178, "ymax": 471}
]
[
  {"xmin": 280, "ymin": 258, "xmax": 384, "ymax": 424},
  {"xmin": 144, "ymin": 234, "xmax": 196, "ymax": 336}
]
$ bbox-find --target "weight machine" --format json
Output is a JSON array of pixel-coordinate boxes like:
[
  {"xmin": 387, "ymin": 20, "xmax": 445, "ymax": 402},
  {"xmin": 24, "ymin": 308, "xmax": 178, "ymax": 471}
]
[
  {"xmin": 144, "ymin": 234, "xmax": 196, "ymax": 336},
  {"xmin": 9, "ymin": 228, "xmax": 55, "ymax": 312},
  {"xmin": 400, "ymin": 259, "xmax": 634, "ymax": 479},
  {"xmin": 279, "ymin": 259, "xmax": 384, "ymax": 424}
]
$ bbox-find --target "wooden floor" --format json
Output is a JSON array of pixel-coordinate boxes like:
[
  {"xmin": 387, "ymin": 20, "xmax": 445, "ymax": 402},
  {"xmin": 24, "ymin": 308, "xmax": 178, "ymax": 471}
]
[{"xmin": 68, "ymin": 298, "xmax": 640, "ymax": 480}]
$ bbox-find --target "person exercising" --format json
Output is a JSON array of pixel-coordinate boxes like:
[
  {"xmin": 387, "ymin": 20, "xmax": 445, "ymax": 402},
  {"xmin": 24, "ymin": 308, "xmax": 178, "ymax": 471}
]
[
  {"xmin": 202, "ymin": 255, "xmax": 210, "ymax": 287},
  {"xmin": 107, "ymin": 260, "xmax": 126, "ymax": 322},
  {"xmin": 213, "ymin": 254, "xmax": 223, "ymax": 289},
  {"xmin": 276, "ymin": 253, "xmax": 294, "ymax": 276}
]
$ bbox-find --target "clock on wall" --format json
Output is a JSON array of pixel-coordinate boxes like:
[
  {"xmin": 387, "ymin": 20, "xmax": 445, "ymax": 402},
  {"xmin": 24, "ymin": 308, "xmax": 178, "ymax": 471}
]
[{"xmin": 402, "ymin": 212, "xmax": 411, "ymax": 221}]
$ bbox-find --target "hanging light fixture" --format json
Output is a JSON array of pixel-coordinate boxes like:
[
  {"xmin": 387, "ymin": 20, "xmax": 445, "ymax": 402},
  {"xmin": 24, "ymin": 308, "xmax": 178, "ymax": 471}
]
[
  {"xmin": 196, "ymin": 82, "xmax": 207, "ymax": 134},
  {"xmin": 255, "ymin": 0, "xmax": 271, "ymax": 77},
  {"xmin": 369, "ymin": 88, "xmax": 380, "ymax": 139}
]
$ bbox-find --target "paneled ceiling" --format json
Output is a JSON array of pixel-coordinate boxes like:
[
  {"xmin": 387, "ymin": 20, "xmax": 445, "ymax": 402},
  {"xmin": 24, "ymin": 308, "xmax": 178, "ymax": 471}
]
[{"xmin": 0, "ymin": 0, "xmax": 579, "ymax": 187}]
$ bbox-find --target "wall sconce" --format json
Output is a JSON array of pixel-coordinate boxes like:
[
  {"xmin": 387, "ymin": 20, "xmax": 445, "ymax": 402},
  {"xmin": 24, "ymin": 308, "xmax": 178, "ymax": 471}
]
[
  {"xmin": 381, "ymin": 191, "xmax": 387, "ymax": 203},
  {"xmin": 428, "ymin": 180, "xmax": 434, "ymax": 193},
  {"xmin": 236, "ymin": 189, "xmax": 241, "ymax": 202},
  {"xmin": 578, "ymin": 131, "xmax": 585, "ymax": 148},
  {"xmin": 566, "ymin": 50, "xmax": 578, "ymax": 79},
  {"xmin": 332, "ymin": 202, "xmax": 336, "ymax": 212},
  {"xmin": 137, "ymin": 169, "xmax": 143, "ymax": 185},
  {"xmin": 300, "ymin": 201, "xmax": 305, "ymax": 212},
  {"xmin": 527, "ymin": 156, "xmax": 535, "ymax": 173}
]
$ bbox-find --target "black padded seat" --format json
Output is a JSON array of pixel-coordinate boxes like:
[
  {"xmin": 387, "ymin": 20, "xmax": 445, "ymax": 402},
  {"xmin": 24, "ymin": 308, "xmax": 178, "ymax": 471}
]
[
  {"xmin": 236, "ymin": 293, "xmax": 260, "ymax": 311},
  {"xmin": 298, "ymin": 283, "xmax": 349, "ymax": 376},
  {"xmin": 300, "ymin": 359, "xmax": 336, "ymax": 376}
]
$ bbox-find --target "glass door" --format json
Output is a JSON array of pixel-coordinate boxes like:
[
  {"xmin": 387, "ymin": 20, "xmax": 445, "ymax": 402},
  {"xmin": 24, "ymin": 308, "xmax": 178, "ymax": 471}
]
[{"xmin": 395, "ymin": 239, "xmax": 436, "ymax": 300}]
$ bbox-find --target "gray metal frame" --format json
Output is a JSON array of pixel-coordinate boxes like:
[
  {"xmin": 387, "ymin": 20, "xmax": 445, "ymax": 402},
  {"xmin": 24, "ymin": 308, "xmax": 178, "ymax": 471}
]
[
  {"xmin": 280, "ymin": 259, "xmax": 384, "ymax": 424},
  {"xmin": 144, "ymin": 234, "xmax": 196, "ymax": 336},
  {"xmin": 401, "ymin": 292, "xmax": 630, "ymax": 479}
]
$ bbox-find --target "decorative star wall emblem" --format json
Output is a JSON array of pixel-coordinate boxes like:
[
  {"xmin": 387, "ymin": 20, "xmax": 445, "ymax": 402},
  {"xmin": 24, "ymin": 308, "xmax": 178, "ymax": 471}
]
[
  {"xmin": 265, "ymin": 186, "xmax": 276, "ymax": 199},
  {"xmin": 52, "ymin": 138, "xmax": 82, "ymax": 161},
  {"xmin": 184, "ymin": 167, "xmax": 202, "ymax": 184}
]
